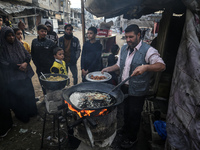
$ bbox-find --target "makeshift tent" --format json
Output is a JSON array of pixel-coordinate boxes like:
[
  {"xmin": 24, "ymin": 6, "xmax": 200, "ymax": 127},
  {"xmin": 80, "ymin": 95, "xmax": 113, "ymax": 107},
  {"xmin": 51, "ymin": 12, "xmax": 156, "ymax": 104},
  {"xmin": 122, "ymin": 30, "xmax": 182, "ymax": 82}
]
[
  {"xmin": 85, "ymin": 0, "xmax": 185, "ymax": 19},
  {"xmin": 85, "ymin": 0, "xmax": 200, "ymax": 149}
]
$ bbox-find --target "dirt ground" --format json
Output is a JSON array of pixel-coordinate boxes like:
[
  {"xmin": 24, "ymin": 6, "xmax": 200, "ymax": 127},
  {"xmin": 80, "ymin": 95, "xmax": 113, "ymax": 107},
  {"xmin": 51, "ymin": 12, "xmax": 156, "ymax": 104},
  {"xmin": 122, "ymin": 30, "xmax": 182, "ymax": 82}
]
[{"xmin": 0, "ymin": 31, "xmax": 126, "ymax": 150}]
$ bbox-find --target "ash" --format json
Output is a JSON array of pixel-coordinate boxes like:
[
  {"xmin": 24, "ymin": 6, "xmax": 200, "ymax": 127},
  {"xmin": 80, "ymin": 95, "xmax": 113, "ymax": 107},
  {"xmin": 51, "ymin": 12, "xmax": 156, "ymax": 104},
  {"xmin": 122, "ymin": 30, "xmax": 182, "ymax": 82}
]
[{"xmin": 69, "ymin": 92, "xmax": 113, "ymax": 109}]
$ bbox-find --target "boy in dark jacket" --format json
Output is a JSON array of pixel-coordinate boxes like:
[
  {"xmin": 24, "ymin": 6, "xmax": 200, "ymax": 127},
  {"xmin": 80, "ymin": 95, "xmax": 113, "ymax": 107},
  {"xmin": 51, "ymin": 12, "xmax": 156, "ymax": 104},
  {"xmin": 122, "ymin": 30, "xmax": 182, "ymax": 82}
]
[
  {"xmin": 81, "ymin": 26, "xmax": 103, "ymax": 82},
  {"xmin": 58, "ymin": 24, "xmax": 81, "ymax": 85},
  {"xmin": 31, "ymin": 24, "xmax": 57, "ymax": 94}
]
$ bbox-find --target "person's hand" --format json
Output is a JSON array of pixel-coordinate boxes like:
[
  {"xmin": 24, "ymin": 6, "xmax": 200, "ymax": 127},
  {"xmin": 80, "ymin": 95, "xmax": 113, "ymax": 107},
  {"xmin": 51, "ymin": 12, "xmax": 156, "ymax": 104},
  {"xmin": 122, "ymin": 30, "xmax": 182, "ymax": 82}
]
[
  {"xmin": 86, "ymin": 70, "xmax": 89, "ymax": 75},
  {"xmin": 82, "ymin": 69, "xmax": 85, "ymax": 76},
  {"xmin": 131, "ymin": 64, "xmax": 148, "ymax": 76},
  {"xmin": 17, "ymin": 62, "xmax": 28, "ymax": 72},
  {"xmin": 82, "ymin": 69, "xmax": 88, "ymax": 76},
  {"xmin": 101, "ymin": 67, "xmax": 109, "ymax": 74}
]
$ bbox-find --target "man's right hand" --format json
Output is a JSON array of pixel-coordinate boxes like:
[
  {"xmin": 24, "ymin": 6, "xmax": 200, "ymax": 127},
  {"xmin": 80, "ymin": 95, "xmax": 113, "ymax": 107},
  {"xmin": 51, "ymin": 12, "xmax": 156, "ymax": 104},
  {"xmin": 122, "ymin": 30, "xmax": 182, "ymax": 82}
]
[
  {"xmin": 82, "ymin": 69, "xmax": 88, "ymax": 76},
  {"xmin": 101, "ymin": 64, "xmax": 120, "ymax": 74},
  {"xmin": 101, "ymin": 67, "xmax": 110, "ymax": 74}
]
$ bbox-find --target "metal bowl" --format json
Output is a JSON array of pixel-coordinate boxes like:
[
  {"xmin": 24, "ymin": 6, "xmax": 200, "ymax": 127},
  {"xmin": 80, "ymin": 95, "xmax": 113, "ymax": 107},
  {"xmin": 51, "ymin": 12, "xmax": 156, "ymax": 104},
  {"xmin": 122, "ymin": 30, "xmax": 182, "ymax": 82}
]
[
  {"xmin": 85, "ymin": 71, "xmax": 112, "ymax": 82},
  {"xmin": 39, "ymin": 73, "xmax": 70, "ymax": 91}
]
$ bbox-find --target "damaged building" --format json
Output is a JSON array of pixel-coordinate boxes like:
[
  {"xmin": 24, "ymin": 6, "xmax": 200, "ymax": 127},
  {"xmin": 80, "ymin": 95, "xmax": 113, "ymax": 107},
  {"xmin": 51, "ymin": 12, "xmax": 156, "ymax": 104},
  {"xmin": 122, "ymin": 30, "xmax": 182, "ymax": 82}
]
[{"xmin": 0, "ymin": 0, "xmax": 71, "ymax": 32}]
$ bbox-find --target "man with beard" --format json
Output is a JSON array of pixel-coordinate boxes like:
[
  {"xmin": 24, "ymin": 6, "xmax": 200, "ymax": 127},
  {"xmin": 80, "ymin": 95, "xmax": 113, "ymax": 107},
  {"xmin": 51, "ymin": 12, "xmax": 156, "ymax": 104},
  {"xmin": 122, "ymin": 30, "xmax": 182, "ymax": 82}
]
[
  {"xmin": 45, "ymin": 21, "xmax": 58, "ymax": 45},
  {"xmin": 101, "ymin": 24, "xmax": 165, "ymax": 149},
  {"xmin": 58, "ymin": 24, "xmax": 81, "ymax": 85}
]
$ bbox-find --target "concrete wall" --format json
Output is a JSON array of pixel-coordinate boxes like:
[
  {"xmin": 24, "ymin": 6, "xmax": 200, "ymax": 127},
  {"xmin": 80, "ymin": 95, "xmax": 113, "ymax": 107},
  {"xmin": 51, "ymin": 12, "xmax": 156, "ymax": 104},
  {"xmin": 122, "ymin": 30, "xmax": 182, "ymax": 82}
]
[
  {"xmin": 70, "ymin": 8, "xmax": 81, "ymax": 26},
  {"xmin": 60, "ymin": 0, "xmax": 70, "ymax": 13},
  {"xmin": 33, "ymin": 0, "xmax": 58, "ymax": 11},
  {"xmin": 49, "ymin": 0, "xmax": 60, "ymax": 12}
]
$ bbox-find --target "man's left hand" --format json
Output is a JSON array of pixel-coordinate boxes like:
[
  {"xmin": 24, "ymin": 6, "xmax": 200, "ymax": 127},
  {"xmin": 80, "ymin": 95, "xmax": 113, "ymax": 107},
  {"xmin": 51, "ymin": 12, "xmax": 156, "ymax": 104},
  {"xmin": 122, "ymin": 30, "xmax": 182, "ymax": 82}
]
[
  {"xmin": 17, "ymin": 62, "xmax": 28, "ymax": 72},
  {"xmin": 131, "ymin": 64, "xmax": 147, "ymax": 76}
]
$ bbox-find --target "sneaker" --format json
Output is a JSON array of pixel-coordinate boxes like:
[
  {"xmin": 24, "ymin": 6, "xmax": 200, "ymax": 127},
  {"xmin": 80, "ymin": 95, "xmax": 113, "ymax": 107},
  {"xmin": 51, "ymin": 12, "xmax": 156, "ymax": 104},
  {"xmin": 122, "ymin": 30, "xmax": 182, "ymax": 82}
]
[
  {"xmin": 0, "ymin": 128, "xmax": 11, "ymax": 138},
  {"xmin": 120, "ymin": 138, "xmax": 138, "ymax": 149}
]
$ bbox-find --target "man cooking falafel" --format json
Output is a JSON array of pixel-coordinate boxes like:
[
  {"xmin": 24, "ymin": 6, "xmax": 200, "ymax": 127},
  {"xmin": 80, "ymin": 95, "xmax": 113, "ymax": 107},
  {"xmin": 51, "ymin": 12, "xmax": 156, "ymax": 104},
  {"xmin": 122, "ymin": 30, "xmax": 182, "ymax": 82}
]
[{"xmin": 101, "ymin": 24, "xmax": 165, "ymax": 149}]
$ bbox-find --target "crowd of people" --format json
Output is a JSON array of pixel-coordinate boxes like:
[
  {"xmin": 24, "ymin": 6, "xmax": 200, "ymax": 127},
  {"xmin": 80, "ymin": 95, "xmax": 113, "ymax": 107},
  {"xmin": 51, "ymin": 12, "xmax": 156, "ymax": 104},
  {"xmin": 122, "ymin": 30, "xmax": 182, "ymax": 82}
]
[{"xmin": 0, "ymin": 16, "xmax": 166, "ymax": 149}]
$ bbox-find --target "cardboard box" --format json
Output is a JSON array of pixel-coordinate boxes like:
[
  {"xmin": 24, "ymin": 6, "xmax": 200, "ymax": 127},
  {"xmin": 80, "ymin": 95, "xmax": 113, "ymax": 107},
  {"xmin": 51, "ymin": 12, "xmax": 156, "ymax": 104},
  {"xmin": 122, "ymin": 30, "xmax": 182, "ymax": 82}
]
[{"xmin": 97, "ymin": 29, "xmax": 112, "ymax": 37}]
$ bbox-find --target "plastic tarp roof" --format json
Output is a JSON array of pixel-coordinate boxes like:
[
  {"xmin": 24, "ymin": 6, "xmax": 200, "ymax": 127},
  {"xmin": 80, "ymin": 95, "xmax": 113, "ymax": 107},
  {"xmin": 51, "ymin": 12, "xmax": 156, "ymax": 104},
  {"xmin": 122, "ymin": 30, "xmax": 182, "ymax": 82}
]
[
  {"xmin": 0, "ymin": 1, "xmax": 33, "ymax": 15},
  {"xmin": 85, "ymin": 0, "xmax": 185, "ymax": 19}
]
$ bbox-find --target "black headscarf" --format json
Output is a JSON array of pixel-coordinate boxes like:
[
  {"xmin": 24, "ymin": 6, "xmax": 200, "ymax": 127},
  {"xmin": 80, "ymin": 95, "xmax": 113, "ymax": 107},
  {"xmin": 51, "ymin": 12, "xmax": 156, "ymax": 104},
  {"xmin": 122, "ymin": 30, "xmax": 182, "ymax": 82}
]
[
  {"xmin": 0, "ymin": 26, "xmax": 26, "ymax": 64},
  {"xmin": 0, "ymin": 26, "xmax": 34, "ymax": 83}
]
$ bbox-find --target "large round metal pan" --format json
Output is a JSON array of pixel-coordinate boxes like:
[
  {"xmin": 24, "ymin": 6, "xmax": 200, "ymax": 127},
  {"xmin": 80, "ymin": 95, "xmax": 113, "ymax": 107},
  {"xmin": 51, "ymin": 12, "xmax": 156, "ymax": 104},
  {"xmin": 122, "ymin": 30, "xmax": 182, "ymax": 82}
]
[
  {"xmin": 85, "ymin": 71, "xmax": 112, "ymax": 82},
  {"xmin": 62, "ymin": 82, "xmax": 124, "ymax": 110},
  {"xmin": 40, "ymin": 73, "xmax": 69, "ymax": 91}
]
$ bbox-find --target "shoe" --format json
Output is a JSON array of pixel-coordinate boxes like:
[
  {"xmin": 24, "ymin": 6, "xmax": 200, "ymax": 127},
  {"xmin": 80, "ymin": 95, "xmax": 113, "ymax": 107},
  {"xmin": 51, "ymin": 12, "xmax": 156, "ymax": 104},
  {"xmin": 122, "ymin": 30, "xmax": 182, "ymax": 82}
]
[
  {"xmin": 0, "ymin": 128, "xmax": 11, "ymax": 138},
  {"xmin": 121, "ymin": 138, "xmax": 138, "ymax": 149}
]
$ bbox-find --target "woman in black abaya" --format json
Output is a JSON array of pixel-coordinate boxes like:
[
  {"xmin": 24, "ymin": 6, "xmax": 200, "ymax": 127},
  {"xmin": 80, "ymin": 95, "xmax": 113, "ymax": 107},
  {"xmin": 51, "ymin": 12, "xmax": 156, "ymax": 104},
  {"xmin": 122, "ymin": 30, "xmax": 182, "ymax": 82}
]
[{"xmin": 0, "ymin": 26, "xmax": 37, "ymax": 124}]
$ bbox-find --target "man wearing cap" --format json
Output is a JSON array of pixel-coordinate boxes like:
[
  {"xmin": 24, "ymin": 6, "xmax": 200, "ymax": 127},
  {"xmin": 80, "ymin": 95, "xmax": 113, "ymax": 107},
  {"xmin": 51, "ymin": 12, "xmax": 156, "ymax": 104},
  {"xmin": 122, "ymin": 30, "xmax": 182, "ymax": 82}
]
[
  {"xmin": 102, "ymin": 24, "xmax": 165, "ymax": 148},
  {"xmin": 45, "ymin": 21, "xmax": 58, "ymax": 45}
]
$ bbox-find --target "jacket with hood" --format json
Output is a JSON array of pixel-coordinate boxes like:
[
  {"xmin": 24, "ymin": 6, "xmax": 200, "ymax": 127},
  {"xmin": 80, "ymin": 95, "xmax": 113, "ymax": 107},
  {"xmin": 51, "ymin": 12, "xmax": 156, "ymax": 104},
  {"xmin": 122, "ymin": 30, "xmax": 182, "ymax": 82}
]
[{"xmin": 45, "ymin": 21, "xmax": 58, "ymax": 45}]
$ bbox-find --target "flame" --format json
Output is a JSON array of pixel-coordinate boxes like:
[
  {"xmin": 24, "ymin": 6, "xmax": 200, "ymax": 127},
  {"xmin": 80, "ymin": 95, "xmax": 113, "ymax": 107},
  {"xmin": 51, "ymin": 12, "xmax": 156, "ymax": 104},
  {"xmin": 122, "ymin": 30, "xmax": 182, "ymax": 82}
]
[
  {"xmin": 95, "ymin": 109, "xmax": 108, "ymax": 116},
  {"xmin": 65, "ymin": 100, "xmax": 108, "ymax": 118}
]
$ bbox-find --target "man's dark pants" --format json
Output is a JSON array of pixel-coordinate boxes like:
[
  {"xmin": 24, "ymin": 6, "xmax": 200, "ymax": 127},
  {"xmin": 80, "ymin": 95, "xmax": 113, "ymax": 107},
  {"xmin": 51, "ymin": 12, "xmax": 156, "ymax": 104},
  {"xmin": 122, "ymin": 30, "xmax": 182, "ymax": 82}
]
[
  {"xmin": 66, "ymin": 63, "xmax": 78, "ymax": 85},
  {"xmin": 22, "ymin": 29, "xmax": 25, "ymax": 40},
  {"xmin": 121, "ymin": 85, "xmax": 145, "ymax": 141}
]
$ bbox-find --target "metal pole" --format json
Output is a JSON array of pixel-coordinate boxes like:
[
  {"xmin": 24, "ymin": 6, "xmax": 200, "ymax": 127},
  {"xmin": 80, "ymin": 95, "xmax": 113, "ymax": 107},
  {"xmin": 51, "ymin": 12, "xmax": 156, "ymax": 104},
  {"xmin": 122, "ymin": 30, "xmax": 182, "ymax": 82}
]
[
  {"xmin": 63, "ymin": 0, "xmax": 65, "ymax": 25},
  {"xmin": 34, "ymin": 7, "xmax": 37, "ymax": 35},
  {"xmin": 81, "ymin": 0, "xmax": 86, "ymax": 43}
]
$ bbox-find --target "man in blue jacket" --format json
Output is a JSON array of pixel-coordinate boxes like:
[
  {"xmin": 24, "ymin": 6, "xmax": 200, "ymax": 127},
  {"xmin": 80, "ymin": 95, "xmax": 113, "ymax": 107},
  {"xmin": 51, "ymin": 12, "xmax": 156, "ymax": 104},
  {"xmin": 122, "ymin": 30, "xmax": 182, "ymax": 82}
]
[{"xmin": 59, "ymin": 24, "xmax": 81, "ymax": 85}]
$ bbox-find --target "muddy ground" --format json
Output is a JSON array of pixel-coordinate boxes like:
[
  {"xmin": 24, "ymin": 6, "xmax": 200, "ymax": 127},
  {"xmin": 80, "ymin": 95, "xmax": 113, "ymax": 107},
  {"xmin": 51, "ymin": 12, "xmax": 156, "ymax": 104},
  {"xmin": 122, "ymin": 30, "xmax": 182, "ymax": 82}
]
[{"xmin": 0, "ymin": 31, "xmax": 126, "ymax": 150}]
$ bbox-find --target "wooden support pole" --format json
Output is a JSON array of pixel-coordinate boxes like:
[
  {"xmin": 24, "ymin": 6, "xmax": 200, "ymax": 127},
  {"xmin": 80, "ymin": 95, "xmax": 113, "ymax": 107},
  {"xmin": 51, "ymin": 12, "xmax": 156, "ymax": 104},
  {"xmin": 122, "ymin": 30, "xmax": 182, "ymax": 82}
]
[
  {"xmin": 151, "ymin": 9, "xmax": 173, "ymax": 96},
  {"xmin": 81, "ymin": 0, "xmax": 86, "ymax": 44}
]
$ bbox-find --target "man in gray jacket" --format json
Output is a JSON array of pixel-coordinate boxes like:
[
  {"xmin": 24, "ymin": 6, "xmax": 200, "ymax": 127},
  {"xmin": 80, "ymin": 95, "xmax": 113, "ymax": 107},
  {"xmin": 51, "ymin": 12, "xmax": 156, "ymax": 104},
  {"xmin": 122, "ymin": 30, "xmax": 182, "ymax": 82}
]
[{"xmin": 102, "ymin": 24, "xmax": 165, "ymax": 149}]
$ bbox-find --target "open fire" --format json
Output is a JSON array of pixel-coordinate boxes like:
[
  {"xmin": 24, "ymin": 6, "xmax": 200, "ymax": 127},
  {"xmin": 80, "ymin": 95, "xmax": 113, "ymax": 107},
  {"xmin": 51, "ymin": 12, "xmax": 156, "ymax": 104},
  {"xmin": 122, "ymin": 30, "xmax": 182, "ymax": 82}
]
[
  {"xmin": 61, "ymin": 82, "xmax": 124, "ymax": 148},
  {"xmin": 64, "ymin": 100, "xmax": 108, "ymax": 118}
]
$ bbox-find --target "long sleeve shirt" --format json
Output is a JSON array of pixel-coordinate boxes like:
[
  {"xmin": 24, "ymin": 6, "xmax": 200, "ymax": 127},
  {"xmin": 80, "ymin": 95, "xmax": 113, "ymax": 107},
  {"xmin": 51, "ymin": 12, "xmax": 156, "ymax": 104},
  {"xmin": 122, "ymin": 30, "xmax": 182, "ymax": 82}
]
[
  {"xmin": 116, "ymin": 40, "xmax": 165, "ymax": 84},
  {"xmin": 31, "ymin": 37, "xmax": 57, "ymax": 74},
  {"xmin": 81, "ymin": 40, "xmax": 102, "ymax": 72}
]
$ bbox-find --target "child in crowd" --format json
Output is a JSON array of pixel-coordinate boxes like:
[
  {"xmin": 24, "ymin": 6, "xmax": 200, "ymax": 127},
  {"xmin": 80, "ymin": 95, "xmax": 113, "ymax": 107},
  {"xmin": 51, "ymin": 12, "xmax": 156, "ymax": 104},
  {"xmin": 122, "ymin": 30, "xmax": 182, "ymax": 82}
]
[
  {"xmin": 13, "ymin": 28, "xmax": 31, "ymax": 53},
  {"xmin": 50, "ymin": 47, "xmax": 67, "ymax": 75},
  {"xmin": 31, "ymin": 24, "xmax": 57, "ymax": 94},
  {"xmin": 108, "ymin": 44, "xmax": 119, "ymax": 66},
  {"xmin": 81, "ymin": 26, "xmax": 102, "ymax": 82},
  {"xmin": 107, "ymin": 44, "xmax": 120, "ymax": 85}
]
